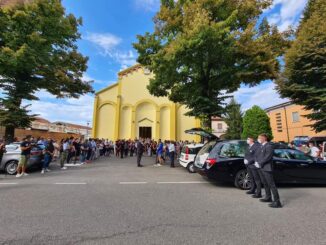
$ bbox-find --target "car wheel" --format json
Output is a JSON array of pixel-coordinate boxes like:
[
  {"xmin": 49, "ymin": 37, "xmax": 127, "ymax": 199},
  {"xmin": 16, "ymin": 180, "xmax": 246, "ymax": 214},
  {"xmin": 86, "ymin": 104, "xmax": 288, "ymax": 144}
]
[
  {"xmin": 5, "ymin": 160, "xmax": 18, "ymax": 175},
  {"xmin": 187, "ymin": 162, "xmax": 195, "ymax": 173},
  {"xmin": 234, "ymin": 169, "xmax": 251, "ymax": 190}
]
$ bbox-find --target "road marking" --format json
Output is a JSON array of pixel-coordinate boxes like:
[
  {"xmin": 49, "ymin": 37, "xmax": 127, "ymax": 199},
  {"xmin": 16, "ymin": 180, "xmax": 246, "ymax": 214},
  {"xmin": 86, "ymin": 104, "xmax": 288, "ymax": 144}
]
[
  {"xmin": 119, "ymin": 182, "xmax": 148, "ymax": 185},
  {"xmin": 54, "ymin": 183, "xmax": 87, "ymax": 185},
  {"xmin": 0, "ymin": 182, "xmax": 18, "ymax": 185},
  {"xmin": 157, "ymin": 181, "xmax": 207, "ymax": 184}
]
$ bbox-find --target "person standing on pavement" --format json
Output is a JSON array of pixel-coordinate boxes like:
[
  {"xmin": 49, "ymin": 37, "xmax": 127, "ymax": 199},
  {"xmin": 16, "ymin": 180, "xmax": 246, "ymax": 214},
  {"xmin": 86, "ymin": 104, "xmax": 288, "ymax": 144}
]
[
  {"xmin": 137, "ymin": 138, "xmax": 144, "ymax": 167},
  {"xmin": 120, "ymin": 140, "xmax": 125, "ymax": 159},
  {"xmin": 60, "ymin": 139, "xmax": 69, "ymax": 170},
  {"xmin": 255, "ymin": 134, "xmax": 282, "ymax": 208},
  {"xmin": 168, "ymin": 141, "xmax": 176, "ymax": 168},
  {"xmin": 80, "ymin": 139, "xmax": 89, "ymax": 164},
  {"xmin": 41, "ymin": 141, "xmax": 54, "ymax": 174},
  {"xmin": 156, "ymin": 139, "xmax": 163, "ymax": 166},
  {"xmin": 244, "ymin": 137, "xmax": 261, "ymax": 197},
  {"xmin": 16, "ymin": 136, "xmax": 32, "ymax": 178},
  {"xmin": 0, "ymin": 139, "xmax": 6, "ymax": 166}
]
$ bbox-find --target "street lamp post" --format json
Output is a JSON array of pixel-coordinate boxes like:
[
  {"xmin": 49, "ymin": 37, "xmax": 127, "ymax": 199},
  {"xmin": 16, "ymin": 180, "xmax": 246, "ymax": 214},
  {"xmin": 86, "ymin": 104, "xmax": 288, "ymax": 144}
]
[{"xmin": 86, "ymin": 121, "xmax": 90, "ymax": 140}]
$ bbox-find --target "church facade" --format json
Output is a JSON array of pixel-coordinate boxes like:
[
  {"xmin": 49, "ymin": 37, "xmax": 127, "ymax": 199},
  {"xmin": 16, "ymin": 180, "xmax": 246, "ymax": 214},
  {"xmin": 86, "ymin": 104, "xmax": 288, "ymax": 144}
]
[{"xmin": 92, "ymin": 64, "xmax": 200, "ymax": 142}]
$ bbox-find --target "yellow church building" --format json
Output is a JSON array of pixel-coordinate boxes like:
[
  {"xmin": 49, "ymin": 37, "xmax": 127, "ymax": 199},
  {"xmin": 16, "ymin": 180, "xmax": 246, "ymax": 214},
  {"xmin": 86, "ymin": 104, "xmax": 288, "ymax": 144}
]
[{"xmin": 92, "ymin": 64, "xmax": 200, "ymax": 142}]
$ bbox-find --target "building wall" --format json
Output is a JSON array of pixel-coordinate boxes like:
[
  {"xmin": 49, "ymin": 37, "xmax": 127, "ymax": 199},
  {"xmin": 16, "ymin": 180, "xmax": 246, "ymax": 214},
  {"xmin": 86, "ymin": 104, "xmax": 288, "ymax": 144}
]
[
  {"xmin": 267, "ymin": 104, "xmax": 326, "ymax": 142},
  {"xmin": 211, "ymin": 119, "xmax": 228, "ymax": 138},
  {"xmin": 93, "ymin": 65, "xmax": 200, "ymax": 142}
]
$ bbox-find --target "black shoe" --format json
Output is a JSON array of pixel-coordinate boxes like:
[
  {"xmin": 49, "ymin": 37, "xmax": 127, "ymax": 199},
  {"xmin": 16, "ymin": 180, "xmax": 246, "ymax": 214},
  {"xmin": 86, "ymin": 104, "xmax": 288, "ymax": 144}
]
[
  {"xmin": 246, "ymin": 190, "xmax": 255, "ymax": 195},
  {"xmin": 260, "ymin": 198, "xmax": 272, "ymax": 203},
  {"xmin": 138, "ymin": 165, "xmax": 144, "ymax": 167},
  {"xmin": 269, "ymin": 201, "xmax": 282, "ymax": 208},
  {"xmin": 252, "ymin": 194, "xmax": 262, "ymax": 198}
]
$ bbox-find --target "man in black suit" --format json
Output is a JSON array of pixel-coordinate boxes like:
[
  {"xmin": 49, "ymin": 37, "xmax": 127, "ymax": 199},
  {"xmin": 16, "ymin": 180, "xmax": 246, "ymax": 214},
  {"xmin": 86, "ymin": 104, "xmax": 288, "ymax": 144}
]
[
  {"xmin": 255, "ymin": 134, "xmax": 282, "ymax": 208},
  {"xmin": 136, "ymin": 138, "xmax": 144, "ymax": 167},
  {"xmin": 244, "ymin": 137, "xmax": 261, "ymax": 198}
]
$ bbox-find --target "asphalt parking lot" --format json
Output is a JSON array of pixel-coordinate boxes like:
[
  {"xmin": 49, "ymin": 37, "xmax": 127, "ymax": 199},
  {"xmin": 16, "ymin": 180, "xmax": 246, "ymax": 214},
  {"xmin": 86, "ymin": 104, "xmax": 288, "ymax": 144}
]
[{"xmin": 1, "ymin": 156, "xmax": 326, "ymax": 245}]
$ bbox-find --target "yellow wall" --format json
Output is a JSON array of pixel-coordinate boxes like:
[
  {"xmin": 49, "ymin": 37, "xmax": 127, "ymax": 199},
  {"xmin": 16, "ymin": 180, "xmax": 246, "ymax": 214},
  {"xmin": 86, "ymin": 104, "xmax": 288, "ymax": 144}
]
[
  {"xmin": 160, "ymin": 106, "xmax": 170, "ymax": 140},
  {"xmin": 97, "ymin": 104, "xmax": 116, "ymax": 140},
  {"xmin": 93, "ymin": 65, "xmax": 200, "ymax": 142},
  {"xmin": 267, "ymin": 104, "xmax": 326, "ymax": 142},
  {"xmin": 120, "ymin": 106, "xmax": 132, "ymax": 139},
  {"xmin": 177, "ymin": 105, "xmax": 198, "ymax": 142}
]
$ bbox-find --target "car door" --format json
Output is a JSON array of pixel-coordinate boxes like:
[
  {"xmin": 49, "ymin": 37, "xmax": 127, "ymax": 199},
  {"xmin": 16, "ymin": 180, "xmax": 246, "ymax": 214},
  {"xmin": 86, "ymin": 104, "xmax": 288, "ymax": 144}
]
[
  {"xmin": 287, "ymin": 149, "xmax": 326, "ymax": 182},
  {"xmin": 273, "ymin": 149, "xmax": 296, "ymax": 182}
]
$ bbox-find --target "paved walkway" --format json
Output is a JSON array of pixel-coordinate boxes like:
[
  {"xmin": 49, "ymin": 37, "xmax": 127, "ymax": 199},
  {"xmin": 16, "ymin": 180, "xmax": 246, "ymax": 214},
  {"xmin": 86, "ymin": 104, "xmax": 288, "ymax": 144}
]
[{"xmin": 1, "ymin": 156, "xmax": 326, "ymax": 245}]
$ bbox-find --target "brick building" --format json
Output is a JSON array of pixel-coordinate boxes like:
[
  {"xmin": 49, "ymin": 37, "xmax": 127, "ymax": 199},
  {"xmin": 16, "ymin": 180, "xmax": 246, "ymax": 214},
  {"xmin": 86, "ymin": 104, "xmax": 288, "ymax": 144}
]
[{"xmin": 265, "ymin": 102, "xmax": 326, "ymax": 142}]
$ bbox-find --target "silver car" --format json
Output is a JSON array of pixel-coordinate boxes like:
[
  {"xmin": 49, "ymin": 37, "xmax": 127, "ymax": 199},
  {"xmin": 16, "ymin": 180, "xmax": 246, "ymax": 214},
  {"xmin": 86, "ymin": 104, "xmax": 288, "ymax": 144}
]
[{"xmin": 0, "ymin": 143, "xmax": 44, "ymax": 175}]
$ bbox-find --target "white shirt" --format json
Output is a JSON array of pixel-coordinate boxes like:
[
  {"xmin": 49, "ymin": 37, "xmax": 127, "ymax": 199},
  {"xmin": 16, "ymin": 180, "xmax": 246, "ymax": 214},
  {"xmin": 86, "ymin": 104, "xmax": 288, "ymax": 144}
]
[
  {"xmin": 63, "ymin": 142, "xmax": 70, "ymax": 151},
  {"xmin": 310, "ymin": 146, "xmax": 320, "ymax": 157},
  {"xmin": 168, "ymin": 143, "xmax": 175, "ymax": 152}
]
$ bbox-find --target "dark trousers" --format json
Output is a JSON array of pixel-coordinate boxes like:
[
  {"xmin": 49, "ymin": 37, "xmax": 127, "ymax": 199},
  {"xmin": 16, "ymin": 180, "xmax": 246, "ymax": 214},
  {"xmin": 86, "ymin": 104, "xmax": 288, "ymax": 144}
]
[
  {"xmin": 170, "ymin": 151, "xmax": 175, "ymax": 167},
  {"xmin": 137, "ymin": 153, "xmax": 142, "ymax": 166},
  {"xmin": 246, "ymin": 167, "xmax": 256, "ymax": 192},
  {"xmin": 249, "ymin": 167, "xmax": 262, "ymax": 195},
  {"xmin": 259, "ymin": 170, "xmax": 280, "ymax": 202}
]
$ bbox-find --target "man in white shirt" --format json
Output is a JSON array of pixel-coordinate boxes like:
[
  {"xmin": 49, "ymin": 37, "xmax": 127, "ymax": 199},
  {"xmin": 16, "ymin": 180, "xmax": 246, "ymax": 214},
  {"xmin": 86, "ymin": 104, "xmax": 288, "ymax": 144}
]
[
  {"xmin": 309, "ymin": 142, "xmax": 320, "ymax": 158},
  {"xmin": 168, "ymin": 141, "xmax": 176, "ymax": 168}
]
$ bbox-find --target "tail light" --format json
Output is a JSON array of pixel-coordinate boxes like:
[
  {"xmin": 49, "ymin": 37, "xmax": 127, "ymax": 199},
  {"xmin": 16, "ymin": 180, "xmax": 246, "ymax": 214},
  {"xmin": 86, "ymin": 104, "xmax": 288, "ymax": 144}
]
[
  {"xmin": 185, "ymin": 147, "xmax": 189, "ymax": 160},
  {"xmin": 205, "ymin": 158, "xmax": 217, "ymax": 168}
]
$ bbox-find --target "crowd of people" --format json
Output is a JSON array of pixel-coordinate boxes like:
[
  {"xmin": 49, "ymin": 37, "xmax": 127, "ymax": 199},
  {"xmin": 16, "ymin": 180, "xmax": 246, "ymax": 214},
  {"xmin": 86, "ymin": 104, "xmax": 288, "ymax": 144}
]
[
  {"xmin": 12, "ymin": 135, "xmax": 193, "ymax": 177},
  {"xmin": 113, "ymin": 138, "xmax": 190, "ymax": 167},
  {"xmin": 288, "ymin": 141, "xmax": 325, "ymax": 159}
]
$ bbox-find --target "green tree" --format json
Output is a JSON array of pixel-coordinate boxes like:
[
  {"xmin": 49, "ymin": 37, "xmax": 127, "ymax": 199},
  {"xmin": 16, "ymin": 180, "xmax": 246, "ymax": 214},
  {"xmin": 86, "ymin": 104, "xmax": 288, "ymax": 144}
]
[
  {"xmin": 134, "ymin": 0, "xmax": 290, "ymax": 127},
  {"xmin": 224, "ymin": 98, "xmax": 243, "ymax": 139},
  {"xmin": 276, "ymin": 0, "xmax": 326, "ymax": 132},
  {"xmin": 242, "ymin": 105, "xmax": 273, "ymax": 140},
  {"xmin": 0, "ymin": 0, "xmax": 93, "ymax": 142}
]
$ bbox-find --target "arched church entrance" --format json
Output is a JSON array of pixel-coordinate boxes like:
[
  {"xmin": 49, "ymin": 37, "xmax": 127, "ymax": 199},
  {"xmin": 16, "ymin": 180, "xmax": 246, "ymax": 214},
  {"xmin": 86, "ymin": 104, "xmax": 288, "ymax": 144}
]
[{"xmin": 135, "ymin": 101, "xmax": 156, "ymax": 139}]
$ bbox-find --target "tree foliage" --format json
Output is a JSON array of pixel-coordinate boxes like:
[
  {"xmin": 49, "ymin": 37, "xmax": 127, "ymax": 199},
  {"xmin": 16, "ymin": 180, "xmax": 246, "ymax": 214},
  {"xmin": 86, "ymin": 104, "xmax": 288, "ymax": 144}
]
[
  {"xmin": 242, "ymin": 105, "xmax": 273, "ymax": 141},
  {"xmin": 134, "ymin": 0, "xmax": 290, "ymax": 125},
  {"xmin": 0, "ymin": 0, "xmax": 93, "ymax": 141},
  {"xmin": 276, "ymin": 0, "xmax": 326, "ymax": 132},
  {"xmin": 224, "ymin": 98, "xmax": 243, "ymax": 139}
]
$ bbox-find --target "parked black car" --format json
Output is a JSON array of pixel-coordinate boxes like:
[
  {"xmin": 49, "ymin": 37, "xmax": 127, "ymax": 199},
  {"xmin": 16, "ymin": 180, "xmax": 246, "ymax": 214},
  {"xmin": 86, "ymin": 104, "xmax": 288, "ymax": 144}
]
[{"xmin": 186, "ymin": 129, "xmax": 326, "ymax": 190}]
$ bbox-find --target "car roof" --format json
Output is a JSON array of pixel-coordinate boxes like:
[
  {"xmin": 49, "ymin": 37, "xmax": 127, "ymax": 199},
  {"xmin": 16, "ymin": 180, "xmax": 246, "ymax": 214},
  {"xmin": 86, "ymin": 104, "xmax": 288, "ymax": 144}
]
[
  {"xmin": 184, "ymin": 143, "xmax": 204, "ymax": 148},
  {"xmin": 185, "ymin": 128, "xmax": 219, "ymax": 140}
]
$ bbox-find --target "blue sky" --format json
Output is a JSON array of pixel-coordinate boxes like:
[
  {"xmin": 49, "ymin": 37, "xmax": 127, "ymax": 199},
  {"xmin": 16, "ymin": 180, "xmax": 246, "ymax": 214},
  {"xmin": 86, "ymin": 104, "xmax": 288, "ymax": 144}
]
[{"xmin": 28, "ymin": 0, "xmax": 308, "ymax": 125}]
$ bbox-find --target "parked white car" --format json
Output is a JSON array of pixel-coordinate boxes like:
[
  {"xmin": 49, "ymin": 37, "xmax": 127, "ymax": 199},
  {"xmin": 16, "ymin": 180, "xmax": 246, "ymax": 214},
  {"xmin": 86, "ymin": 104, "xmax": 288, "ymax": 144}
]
[{"xmin": 179, "ymin": 144, "xmax": 204, "ymax": 173}]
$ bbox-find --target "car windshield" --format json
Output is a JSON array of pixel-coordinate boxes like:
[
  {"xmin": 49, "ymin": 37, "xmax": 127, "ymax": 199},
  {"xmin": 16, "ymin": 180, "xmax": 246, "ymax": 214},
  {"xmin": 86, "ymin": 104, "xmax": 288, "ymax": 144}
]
[
  {"xmin": 181, "ymin": 146, "xmax": 201, "ymax": 154},
  {"xmin": 219, "ymin": 141, "xmax": 247, "ymax": 158}
]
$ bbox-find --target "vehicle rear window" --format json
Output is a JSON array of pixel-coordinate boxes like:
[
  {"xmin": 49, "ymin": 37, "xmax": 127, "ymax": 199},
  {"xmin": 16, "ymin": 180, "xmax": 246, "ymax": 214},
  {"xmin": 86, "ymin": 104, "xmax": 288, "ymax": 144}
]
[
  {"xmin": 181, "ymin": 146, "xmax": 201, "ymax": 154},
  {"xmin": 197, "ymin": 141, "xmax": 217, "ymax": 156},
  {"xmin": 219, "ymin": 141, "xmax": 247, "ymax": 158}
]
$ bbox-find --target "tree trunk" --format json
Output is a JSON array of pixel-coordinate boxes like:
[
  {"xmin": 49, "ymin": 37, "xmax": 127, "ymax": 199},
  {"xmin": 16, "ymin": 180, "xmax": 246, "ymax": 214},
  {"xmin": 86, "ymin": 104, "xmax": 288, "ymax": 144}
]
[{"xmin": 5, "ymin": 126, "xmax": 15, "ymax": 144}]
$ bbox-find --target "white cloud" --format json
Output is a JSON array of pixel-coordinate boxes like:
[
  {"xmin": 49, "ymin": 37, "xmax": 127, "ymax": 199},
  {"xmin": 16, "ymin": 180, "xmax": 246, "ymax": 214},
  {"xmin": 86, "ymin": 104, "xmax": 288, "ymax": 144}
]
[
  {"xmin": 24, "ymin": 94, "xmax": 94, "ymax": 125},
  {"xmin": 84, "ymin": 32, "xmax": 122, "ymax": 56},
  {"xmin": 134, "ymin": 0, "xmax": 160, "ymax": 12},
  {"xmin": 84, "ymin": 32, "xmax": 137, "ymax": 70},
  {"xmin": 82, "ymin": 73, "xmax": 110, "ymax": 85},
  {"xmin": 266, "ymin": 0, "xmax": 308, "ymax": 31},
  {"xmin": 233, "ymin": 82, "xmax": 289, "ymax": 111},
  {"xmin": 113, "ymin": 50, "xmax": 137, "ymax": 70}
]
